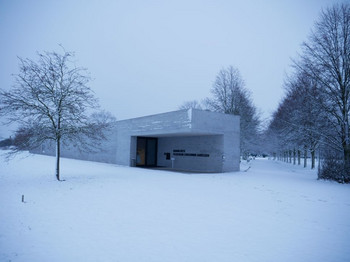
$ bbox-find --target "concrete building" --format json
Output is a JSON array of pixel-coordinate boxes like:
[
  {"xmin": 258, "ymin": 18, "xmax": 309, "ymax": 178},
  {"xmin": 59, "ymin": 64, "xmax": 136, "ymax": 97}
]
[
  {"xmin": 114, "ymin": 109, "xmax": 240, "ymax": 172},
  {"xmin": 35, "ymin": 109, "xmax": 240, "ymax": 173}
]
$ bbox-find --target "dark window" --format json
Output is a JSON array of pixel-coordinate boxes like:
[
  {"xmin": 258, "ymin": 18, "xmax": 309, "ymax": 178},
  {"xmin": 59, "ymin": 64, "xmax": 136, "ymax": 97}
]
[
  {"xmin": 164, "ymin": 152, "xmax": 171, "ymax": 160},
  {"xmin": 136, "ymin": 137, "xmax": 158, "ymax": 167}
]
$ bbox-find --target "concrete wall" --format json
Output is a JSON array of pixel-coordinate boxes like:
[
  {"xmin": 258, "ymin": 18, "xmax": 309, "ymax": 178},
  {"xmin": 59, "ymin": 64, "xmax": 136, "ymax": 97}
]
[
  {"xmin": 32, "ymin": 109, "xmax": 240, "ymax": 173},
  {"xmin": 32, "ymin": 129, "xmax": 118, "ymax": 164},
  {"xmin": 115, "ymin": 110, "xmax": 193, "ymax": 166},
  {"xmin": 157, "ymin": 135, "xmax": 224, "ymax": 172},
  {"xmin": 191, "ymin": 109, "xmax": 240, "ymax": 172},
  {"xmin": 117, "ymin": 110, "xmax": 192, "ymax": 137},
  {"xmin": 115, "ymin": 109, "xmax": 240, "ymax": 172}
]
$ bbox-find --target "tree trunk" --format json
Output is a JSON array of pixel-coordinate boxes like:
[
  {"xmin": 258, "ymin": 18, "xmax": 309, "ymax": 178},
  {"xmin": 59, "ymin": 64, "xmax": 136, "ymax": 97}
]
[
  {"xmin": 304, "ymin": 147, "xmax": 307, "ymax": 168},
  {"xmin": 343, "ymin": 145, "xmax": 350, "ymax": 175},
  {"xmin": 311, "ymin": 149, "xmax": 315, "ymax": 169},
  {"xmin": 341, "ymin": 94, "xmax": 350, "ymax": 176},
  {"xmin": 293, "ymin": 149, "xmax": 296, "ymax": 165},
  {"xmin": 56, "ymin": 138, "xmax": 61, "ymax": 181},
  {"xmin": 318, "ymin": 148, "xmax": 321, "ymax": 173},
  {"xmin": 298, "ymin": 150, "xmax": 301, "ymax": 165}
]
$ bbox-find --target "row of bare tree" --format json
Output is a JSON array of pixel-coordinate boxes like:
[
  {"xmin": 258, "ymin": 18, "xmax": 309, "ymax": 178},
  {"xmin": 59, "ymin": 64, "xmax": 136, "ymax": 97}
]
[{"xmin": 264, "ymin": 3, "xmax": 350, "ymax": 183}]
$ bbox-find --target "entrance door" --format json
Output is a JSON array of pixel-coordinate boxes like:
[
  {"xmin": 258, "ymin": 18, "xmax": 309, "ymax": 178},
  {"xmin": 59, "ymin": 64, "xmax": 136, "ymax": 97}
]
[{"xmin": 136, "ymin": 137, "xmax": 158, "ymax": 167}]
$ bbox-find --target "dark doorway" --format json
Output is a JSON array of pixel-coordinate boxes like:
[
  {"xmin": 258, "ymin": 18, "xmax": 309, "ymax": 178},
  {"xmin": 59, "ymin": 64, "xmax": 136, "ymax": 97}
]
[{"xmin": 136, "ymin": 137, "xmax": 158, "ymax": 167}]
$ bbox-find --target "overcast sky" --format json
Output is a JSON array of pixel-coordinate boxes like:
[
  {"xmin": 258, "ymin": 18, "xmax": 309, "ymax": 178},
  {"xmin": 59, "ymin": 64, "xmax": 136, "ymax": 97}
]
[{"xmin": 0, "ymin": 0, "xmax": 344, "ymax": 137}]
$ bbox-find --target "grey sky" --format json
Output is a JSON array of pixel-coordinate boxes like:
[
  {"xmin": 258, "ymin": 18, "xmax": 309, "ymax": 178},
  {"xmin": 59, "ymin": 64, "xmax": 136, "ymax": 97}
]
[{"xmin": 0, "ymin": 0, "xmax": 343, "ymax": 137}]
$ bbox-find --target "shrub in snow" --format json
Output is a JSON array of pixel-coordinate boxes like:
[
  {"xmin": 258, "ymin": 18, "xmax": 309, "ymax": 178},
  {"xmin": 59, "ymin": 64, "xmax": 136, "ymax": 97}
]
[
  {"xmin": 0, "ymin": 138, "xmax": 13, "ymax": 148},
  {"xmin": 318, "ymin": 155, "xmax": 350, "ymax": 184}
]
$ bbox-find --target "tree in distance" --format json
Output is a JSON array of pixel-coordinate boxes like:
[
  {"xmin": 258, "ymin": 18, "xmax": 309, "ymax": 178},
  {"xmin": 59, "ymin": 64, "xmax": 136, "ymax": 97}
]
[
  {"xmin": 178, "ymin": 100, "xmax": 203, "ymax": 110},
  {"xmin": 204, "ymin": 66, "xmax": 260, "ymax": 157},
  {"xmin": 0, "ymin": 48, "xmax": 115, "ymax": 181}
]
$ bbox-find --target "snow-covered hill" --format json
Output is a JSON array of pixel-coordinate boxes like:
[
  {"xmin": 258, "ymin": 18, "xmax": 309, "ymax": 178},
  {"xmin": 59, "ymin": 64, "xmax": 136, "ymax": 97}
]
[{"xmin": 1, "ymin": 151, "xmax": 349, "ymax": 262}]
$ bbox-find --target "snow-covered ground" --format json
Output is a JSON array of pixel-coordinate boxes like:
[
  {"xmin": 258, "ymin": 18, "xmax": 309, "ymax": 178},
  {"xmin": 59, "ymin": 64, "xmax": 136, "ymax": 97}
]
[{"xmin": 1, "ymin": 151, "xmax": 349, "ymax": 262}]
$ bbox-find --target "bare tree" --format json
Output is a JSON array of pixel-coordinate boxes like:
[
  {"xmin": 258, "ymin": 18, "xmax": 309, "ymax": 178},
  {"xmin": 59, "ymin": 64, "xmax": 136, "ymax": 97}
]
[
  {"xmin": 205, "ymin": 66, "xmax": 260, "ymax": 157},
  {"xmin": 265, "ymin": 91, "xmax": 299, "ymax": 163},
  {"xmin": 178, "ymin": 100, "xmax": 203, "ymax": 110},
  {"xmin": 205, "ymin": 66, "xmax": 244, "ymax": 115},
  {"xmin": 0, "ymin": 49, "xmax": 115, "ymax": 181},
  {"xmin": 265, "ymin": 70, "xmax": 328, "ymax": 169},
  {"xmin": 295, "ymin": 3, "xmax": 350, "ymax": 179}
]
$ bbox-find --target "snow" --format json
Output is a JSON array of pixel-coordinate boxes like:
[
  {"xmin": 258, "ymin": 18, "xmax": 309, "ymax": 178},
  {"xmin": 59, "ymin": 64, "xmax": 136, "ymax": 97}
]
[{"xmin": 1, "ymin": 151, "xmax": 350, "ymax": 262}]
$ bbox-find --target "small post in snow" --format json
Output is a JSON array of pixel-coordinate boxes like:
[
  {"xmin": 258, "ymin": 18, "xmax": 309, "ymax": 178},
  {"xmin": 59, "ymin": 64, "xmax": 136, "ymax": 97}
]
[
  {"xmin": 22, "ymin": 195, "xmax": 25, "ymax": 203},
  {"xmin": 171, "ymin": 157, "xmax": 175, "ymax": 169}
]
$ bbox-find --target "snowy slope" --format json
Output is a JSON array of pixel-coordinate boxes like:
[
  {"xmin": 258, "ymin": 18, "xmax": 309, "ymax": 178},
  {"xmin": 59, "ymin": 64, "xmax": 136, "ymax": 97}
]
[{"xmin": 0, "ymin": 151, "xmax": 349, "ymax": 262}]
